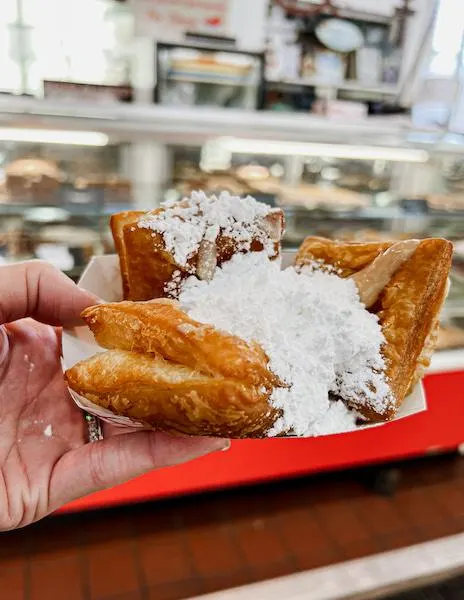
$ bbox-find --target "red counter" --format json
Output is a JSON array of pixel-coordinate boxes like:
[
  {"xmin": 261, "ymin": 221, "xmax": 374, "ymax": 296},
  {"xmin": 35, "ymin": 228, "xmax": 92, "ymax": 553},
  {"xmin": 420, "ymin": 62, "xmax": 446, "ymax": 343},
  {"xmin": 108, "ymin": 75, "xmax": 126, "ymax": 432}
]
[{"xmin": 59, "ymin": 370, "xmax": 464, "ymax": 513}]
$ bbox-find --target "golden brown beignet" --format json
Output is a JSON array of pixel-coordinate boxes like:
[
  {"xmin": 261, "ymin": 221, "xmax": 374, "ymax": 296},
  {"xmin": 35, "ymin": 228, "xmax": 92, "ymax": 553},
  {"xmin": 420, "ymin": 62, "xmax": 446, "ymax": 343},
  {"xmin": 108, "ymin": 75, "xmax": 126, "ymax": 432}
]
[
  {"xmin": 111, "ymin": 200, "xmax": 284, "ymax": 301},
  {"xmin": 296, "ymin": 236, "xmax": 453, "ymax": 420},
  {"xmin": 111, "ymin": 197, "xmax": 284, "ymax": 301},
  {"xmin": 66, "ymin": 349, "xmax": 278, "ymax": 438},
  {"xmin": 110, "ymin": 210, "xmax": 145, "ymax": 299},
  {"xmin": 80, "ymin": 300, "xmax": 282, "ymax": 390},
  {"xmin": 296, "ymin": 236, "xmax": 393, "ymax": 277}
]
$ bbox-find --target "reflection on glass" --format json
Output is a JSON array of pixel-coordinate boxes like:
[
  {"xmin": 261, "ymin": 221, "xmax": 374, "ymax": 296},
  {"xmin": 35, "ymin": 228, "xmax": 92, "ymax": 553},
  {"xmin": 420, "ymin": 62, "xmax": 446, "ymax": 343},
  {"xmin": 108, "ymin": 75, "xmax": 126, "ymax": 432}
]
[
  {"xmin": 0, "ymin": 0, "xmax": 133, "ymax": 95},
  {"xmin": 429, "ymin": 0, "xmax": 464, "ymax": 78}
]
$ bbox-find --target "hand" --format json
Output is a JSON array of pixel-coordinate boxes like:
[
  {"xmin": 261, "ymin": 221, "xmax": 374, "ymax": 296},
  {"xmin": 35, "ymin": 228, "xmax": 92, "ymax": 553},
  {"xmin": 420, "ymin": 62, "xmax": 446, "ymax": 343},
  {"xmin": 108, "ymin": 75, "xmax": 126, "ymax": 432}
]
[{"xmin": 0, "ymin": 261, "xmax": 228, "ymax": 530}]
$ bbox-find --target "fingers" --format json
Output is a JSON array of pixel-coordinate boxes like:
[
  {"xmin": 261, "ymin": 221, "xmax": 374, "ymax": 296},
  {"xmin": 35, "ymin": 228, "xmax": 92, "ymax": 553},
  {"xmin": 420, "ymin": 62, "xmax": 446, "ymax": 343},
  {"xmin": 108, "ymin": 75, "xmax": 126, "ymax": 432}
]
[
  {"xmin": 0, "ymin": 325, "xmax": 8, "ymax": 367},
  {"xmin": 49, "ymin": 431, "xmax": 230, "ymax": 509},
  {"xmin": 0, "ymin": 260, "xmax": 99, "ymax": 327}
]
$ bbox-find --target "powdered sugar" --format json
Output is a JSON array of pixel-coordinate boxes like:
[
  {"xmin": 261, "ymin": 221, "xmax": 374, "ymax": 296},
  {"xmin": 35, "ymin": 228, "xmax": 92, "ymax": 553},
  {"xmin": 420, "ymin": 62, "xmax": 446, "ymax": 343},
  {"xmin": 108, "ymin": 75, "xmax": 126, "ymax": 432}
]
[
  {"xmin": 164, "ymin": 269, "xmax": 182, "ymax": 298},
  {"xmin": 138, "ymin": 191, "xmax": 276, "ymax": 269},
  {"xmin": 298, "ymin": 259, "xmax": 342, "ymax": 276},
  {"xmin": 178, "ymin": 252, "xmax": 393, "ymax": 437}
]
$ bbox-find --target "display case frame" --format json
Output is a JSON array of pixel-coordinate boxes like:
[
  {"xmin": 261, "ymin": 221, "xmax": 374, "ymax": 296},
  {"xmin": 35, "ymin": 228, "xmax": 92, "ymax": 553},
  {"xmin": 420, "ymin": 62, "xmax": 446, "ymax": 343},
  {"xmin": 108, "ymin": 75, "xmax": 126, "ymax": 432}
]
[{"xmin": 154, "ymin": 40, "xmax": 266, "ymax": 111}]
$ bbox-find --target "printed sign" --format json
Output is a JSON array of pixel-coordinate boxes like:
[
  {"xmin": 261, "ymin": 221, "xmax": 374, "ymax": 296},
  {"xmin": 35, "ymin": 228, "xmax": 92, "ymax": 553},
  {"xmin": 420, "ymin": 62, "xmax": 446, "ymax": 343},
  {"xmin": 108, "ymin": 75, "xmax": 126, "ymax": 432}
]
[{"xmin": 133, "ymin": 0, "xmax": 230, "ymax": 40}]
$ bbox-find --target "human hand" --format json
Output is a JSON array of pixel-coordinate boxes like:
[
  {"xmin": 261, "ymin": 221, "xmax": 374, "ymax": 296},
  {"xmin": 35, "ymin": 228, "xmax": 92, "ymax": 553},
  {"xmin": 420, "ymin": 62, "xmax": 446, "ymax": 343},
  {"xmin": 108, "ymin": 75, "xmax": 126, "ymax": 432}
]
[{"xmin": 0, "ymin": 261, "xmax": 228, "ymax": 530}]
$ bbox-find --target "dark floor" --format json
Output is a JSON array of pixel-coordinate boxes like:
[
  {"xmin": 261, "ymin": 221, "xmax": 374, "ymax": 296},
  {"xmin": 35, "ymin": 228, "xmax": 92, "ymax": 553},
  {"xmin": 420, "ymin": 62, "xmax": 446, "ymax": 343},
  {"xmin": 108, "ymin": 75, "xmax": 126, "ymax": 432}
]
[
  {"xmin": 2, "ymin": 454, "xmax": 464, "ymax": 600},
  {"xmin": 386, "ymin": 573, "xmax": 464, "ymax": 600}
]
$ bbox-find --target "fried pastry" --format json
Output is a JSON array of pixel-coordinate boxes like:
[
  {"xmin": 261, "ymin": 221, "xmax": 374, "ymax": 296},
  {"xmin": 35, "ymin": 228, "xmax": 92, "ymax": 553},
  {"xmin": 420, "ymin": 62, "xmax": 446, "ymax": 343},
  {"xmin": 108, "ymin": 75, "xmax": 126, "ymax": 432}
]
[
  {"xmin": 296, "ymin": 236, "xmax": 453, "ymax": 420},
  {"xmin": 111, "ymin": 191, "xmax": 284, "ymax": 301},
  {"xmin": 79, "ymin": 300, "xmax": 281, "ymax": 389},
  {"xmin": 66, "ymin": 194, "xmax": 452, "ymax": 438},
  {"xmin": 66, "ymin": 301, "xmax": 282, "ymax": 438}
]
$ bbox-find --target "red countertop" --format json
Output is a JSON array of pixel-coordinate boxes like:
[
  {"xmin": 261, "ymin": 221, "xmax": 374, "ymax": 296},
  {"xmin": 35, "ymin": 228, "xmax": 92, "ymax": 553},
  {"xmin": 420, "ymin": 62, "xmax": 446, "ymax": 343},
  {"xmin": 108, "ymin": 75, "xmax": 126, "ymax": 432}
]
[{"xmin": 59, "ymin": 370, "xmax": 464, "ymax": 514}]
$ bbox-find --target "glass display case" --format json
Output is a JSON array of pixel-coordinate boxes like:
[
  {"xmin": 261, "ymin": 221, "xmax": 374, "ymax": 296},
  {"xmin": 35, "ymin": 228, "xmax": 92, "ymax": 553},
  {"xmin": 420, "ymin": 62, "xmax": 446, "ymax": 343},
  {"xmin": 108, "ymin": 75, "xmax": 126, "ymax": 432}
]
[
  {"xmin": 155, "ymin": 42, "xmax": 265, "ymax": 110},
  {"xmin": 0, "ymin": 141, "xmax": 130, "ymax": 277},
  {"xmin": 163, "ymin": 137, "xmax": 464, "ymax": 354},
  {"xmin": 0, "ymin": 110, "xmax": 464, "ymax": 352}
]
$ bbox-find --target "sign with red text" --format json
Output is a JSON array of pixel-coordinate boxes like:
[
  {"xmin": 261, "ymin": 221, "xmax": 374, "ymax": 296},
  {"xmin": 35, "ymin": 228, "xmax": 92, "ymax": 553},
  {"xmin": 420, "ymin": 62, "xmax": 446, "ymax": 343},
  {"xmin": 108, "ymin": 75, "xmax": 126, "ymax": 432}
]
[{"xmin": 133, "ymin": 0, "xmax": 230, "ymax": 40}]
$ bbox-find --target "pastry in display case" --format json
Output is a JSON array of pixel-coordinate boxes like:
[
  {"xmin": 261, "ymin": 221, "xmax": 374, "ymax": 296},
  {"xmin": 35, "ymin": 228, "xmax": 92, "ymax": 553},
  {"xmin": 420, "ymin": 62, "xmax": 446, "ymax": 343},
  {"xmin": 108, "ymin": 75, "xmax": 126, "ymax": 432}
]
[
  {"xmin": 275, "ymin": 183, "xmax": 370, "ymax": 212},
  {"xmin": 169, "ymin": 51, "xmax": 253, "ymax": 80},
  {"xmin": 34, "ymin": 225, "xmax": 103, "ymax": 273},
  {"xmin": 170, "ymin": 151, "xmax": 372, "ymax": 214},
  {"xmin": 437, "ymin": 325, "xmax": 464, "ymax": 350},
  {"xmin": 0, "ymin": 223, "xmax": 35, "ymax": 264},
  {"xmin": 329, "ymin": 228, "xmax": 413, "ymax": 243},
  {"xmin": 5, "ymin": 158, "xmax": 62, "ymax": 202},
  {"xmin": 174, "ymin": 170, "xmax": 252, "ymax": 198},
  {"xmin": 427, "ymin": 193, "xmax": 464, "ymax": 213},
  {"xmin": 73, "ymin": 173, "xmax": 132, "ymax": 203}
]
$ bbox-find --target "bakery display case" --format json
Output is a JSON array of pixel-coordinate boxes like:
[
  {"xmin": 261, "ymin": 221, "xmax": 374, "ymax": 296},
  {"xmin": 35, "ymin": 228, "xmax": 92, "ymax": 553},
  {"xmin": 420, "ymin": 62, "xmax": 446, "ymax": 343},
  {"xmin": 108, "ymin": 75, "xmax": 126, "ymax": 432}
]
[
  {"xmin": 167, "ymin": 140, "xmax": 464, "ymax": 359},
  {"xmin": 0, "ymin": 141, "xmax": 128, "ymax": 277},
  {"xmin": 2, "ymin": 127, "xmax": 464, "ymax": 347}
]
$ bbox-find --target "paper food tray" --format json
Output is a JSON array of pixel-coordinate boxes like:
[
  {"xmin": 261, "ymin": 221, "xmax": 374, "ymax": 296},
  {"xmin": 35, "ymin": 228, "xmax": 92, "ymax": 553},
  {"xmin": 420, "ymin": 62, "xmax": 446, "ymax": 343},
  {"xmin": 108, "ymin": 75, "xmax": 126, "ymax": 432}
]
[{"xmin": 62, "ymin": 252, "xmax": 427, "ymax": 436}]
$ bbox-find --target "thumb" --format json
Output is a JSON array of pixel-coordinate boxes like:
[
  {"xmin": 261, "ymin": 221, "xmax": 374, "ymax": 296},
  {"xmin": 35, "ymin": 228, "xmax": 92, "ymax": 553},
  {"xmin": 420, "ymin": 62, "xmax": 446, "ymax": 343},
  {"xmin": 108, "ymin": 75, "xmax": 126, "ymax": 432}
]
[
  {"xmin": 49, "ymin": 431, "xmax": 229, "ymax": 509},
  {"xmin": 0, "ymin": 260, "xmax": 99, "ymax": 327}
]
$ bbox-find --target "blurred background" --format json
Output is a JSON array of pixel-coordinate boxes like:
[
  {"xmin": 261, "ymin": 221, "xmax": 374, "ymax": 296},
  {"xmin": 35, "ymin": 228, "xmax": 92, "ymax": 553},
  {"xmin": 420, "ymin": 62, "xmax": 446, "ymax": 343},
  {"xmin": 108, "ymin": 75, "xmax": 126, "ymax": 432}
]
[{"xmin": 2, "ymin": 1, "xmax": 464, "ymax": 599}]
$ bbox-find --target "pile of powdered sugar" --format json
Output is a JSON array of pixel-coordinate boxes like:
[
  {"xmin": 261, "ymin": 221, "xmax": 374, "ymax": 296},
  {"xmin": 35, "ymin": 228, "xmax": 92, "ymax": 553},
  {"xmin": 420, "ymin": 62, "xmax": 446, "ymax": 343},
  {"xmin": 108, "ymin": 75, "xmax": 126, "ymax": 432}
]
[
  {"xmin": 178, "ymin": 252, "xmax": 394, "ymax": 437},
  {"xmin": 137, "ymin": 191, "xmax": 276, "ymax": 268}
]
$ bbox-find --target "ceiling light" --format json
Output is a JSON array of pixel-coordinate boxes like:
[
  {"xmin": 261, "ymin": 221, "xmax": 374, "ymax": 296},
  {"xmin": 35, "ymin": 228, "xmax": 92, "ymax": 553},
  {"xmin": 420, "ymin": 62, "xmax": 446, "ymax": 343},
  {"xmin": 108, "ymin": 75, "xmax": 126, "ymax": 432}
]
[
  {"xmin": 218, "ymin": 138, "xmax": 429, "ymax": 163},
  {"xmin": 0, "ymin": 128, "xmax": 109, "ymax": 146}
]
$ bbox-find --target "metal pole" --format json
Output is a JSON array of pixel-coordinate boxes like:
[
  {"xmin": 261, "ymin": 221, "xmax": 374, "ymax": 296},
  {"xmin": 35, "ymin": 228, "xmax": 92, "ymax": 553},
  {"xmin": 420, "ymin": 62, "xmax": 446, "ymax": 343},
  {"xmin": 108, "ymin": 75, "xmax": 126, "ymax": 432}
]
[{"xmin": 16, "ymin": 0, "xmax": 29, "ymax": 95}]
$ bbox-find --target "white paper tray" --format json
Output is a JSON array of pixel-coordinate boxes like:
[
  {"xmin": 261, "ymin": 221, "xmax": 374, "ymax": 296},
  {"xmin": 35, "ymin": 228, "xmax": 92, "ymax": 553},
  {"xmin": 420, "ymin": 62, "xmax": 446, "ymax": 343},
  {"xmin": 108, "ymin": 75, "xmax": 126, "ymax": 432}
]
[{"xmin": 62, "ymin": 253, "xmax": 427, "ymax": 436}]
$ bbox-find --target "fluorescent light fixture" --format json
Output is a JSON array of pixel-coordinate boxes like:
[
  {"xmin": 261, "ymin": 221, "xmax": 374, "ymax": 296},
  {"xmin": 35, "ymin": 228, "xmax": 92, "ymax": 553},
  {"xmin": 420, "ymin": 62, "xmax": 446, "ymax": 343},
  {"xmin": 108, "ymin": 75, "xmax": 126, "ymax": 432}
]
[
  {"xmin": 218, "ymin": 138, "xmax": 429, "ymax": 163},
  {"xmin": 0, "ymin": 128, "xmax": 109, "ymax": 146}
]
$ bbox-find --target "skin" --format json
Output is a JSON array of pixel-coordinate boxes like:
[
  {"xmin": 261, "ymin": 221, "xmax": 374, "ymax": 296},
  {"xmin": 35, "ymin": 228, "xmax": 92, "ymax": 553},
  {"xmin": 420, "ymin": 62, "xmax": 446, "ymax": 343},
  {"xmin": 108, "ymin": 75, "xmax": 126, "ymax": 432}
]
[{"xmin": 0, "ymin": 261, "xmax": 229, "ymax": 531}]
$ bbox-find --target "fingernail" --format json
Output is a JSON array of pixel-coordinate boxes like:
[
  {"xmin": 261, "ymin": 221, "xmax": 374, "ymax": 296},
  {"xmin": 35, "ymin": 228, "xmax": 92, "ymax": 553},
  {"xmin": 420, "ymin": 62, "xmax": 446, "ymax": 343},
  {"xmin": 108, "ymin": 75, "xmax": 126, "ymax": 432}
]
[
  {"xmin": 84, "ymin": 292, "xmax": 104, "ymax": 305},
  {"xmin": 0, "ymin": 325, "xmax": 9, "ymax": 366}
]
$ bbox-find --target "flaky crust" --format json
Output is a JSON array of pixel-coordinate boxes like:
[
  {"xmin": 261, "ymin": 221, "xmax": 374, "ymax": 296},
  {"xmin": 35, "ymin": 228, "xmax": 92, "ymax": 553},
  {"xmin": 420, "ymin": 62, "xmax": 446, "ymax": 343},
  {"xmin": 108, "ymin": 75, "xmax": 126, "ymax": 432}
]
[
  {"xmin": 296, "ymin": 236, "xmax": 453, "ymax": 420},
  {"xmin": 80, "ymin": 301, "xmax": 281, "ymax": 390},
  {"xmin": 66, "ymin": 349, "xmax": 278, "ymax": 438},
  {"xmin": 110, "ymin": 210, "xmax": 145, "ymax": 299},
  {"xmin": 112, "ymin": 208, "xmax": 284, "ymax": 301},
  {"xmin": 296, "ymin": 236, "xmax": 393, "ymax": 276},
  {"xmin": 66, "ymin": 301, "xmax": 283, "ymax": 438}
]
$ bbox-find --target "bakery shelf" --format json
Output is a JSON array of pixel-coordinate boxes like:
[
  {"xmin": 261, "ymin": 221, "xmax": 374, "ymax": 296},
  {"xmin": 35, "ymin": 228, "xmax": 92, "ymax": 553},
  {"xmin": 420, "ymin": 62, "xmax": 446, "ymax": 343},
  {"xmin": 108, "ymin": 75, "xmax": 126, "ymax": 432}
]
[
  {"xmin": 284, "ymin": 205, "xmax": 464, "ymax": 222},
  {"xmin": 0, "ymin": 96, "xmax": 441, "ymax": 146},
  {"xmin": 166, "ymin": 73, "xmax": 257, "ymax": 87},
  {"xmin": 4, "ymin": 200, "xmax": 463, "ymax": 224},
  {"xmin": 266, "ymin": 77, "xmax": 400, "ymax": 97},
  {"xmin": 0, "ymin": 202, "xmax": 132, "ymax": 217}
]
